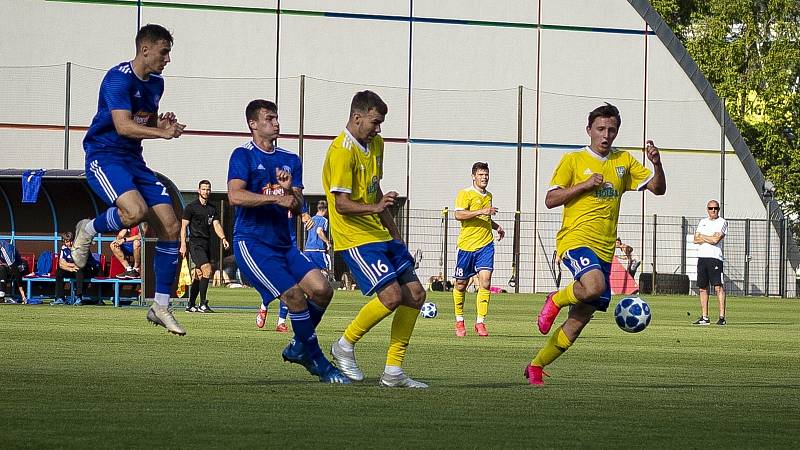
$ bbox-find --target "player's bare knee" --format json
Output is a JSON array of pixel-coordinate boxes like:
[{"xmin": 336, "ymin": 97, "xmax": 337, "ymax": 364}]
[
  {"xmin": 281, "ymin": 286, "xmax": 306, "ymax": 310},
  {"xmin": 313, "ymin": 283, "xmax": 334, "ymax": 305},
  {"xmin": 119, "ymin": 204, "xmax": 148, "ymax": 226}
]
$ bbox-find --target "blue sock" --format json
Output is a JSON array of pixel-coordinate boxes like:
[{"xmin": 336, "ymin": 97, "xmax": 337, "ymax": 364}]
[
  {"xmin": 278, "ymin": 301, "xmax": 289, "ymax": 320},
  {"xmin": 154, "ymin": 241, "xmax": 180, "ymax": 296},
  {"xmin": 91, "ymin": 207, "xmax": 123, "ymax": 234},
  {"xmin": 307, "ymin": 300, "xmax": 326, "ymax": 327},
  {"xmin": 289, "ymin": 309, "xmax": 323, "ymax": 361}
]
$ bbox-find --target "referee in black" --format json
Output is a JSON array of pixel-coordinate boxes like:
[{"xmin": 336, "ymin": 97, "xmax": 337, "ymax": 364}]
[{"xmin": 180, "ymin": 180, "xmax": 229, "ymax": 312}]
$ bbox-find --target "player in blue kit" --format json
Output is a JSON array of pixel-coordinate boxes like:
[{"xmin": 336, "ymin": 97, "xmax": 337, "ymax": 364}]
[
  {"xmin": 303, "ymin": 200, "xmax": 332, "ymax": 275},
  {"xmin": 72, "ymin": 24, "xmax": 186, "ymax": 335},
  {"xmin": 228, "ymin": 99, "xmax": 348, "ymax": 384}
]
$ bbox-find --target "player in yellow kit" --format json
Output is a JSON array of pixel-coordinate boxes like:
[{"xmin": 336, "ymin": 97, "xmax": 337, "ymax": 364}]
[
  {"xmin": 324, "ymin": 90, "xmax": 428, "ymax": 388},
  {"xmin": 452, "ymin": 162, "xmax": 505, "ymax": 337},
  {"xmin": 526, "ymin": 103, "xmax": 666, "ymax": 385}
]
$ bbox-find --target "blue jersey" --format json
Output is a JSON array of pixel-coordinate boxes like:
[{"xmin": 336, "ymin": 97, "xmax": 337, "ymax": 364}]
[
  {"xmin": 83, "ymin": 61, "xmax": 164, "ymax": 156},
  {"xmin": 60, "ymin": 245, "xmax": 74, "ymax": 264},
  {"xmin": 304, "ymin": 215, "xmax": 328, "ymax": 251},
  {"xmin": 228, "ymin": 141, "xmax": 303, "ymax": 248}
]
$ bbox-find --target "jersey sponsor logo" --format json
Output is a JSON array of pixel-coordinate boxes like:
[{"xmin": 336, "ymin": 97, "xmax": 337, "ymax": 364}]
[
  {"xmin": 281, "ymin": 165, "xmax": 292, "ymax": 174},
  {"xmin": 615, "ymin": 166, "xmax": 626, "ymax": 178},
  {"xmin": 261, "ymin": 183, "xmax": 285, "ymax": 196},
  {"xmin": 594, "ymin": 182, "xmax": 619, "ymax": 200},
  {"xmin": 133, "ymin": 111, "xmax": 154, "ymax": 126}
]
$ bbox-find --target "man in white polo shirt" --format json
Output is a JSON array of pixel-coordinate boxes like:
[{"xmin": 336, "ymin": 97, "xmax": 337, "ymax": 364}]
[{"xmin": 693, "ymin": 200, "xmax": 728, "ymax": 325}]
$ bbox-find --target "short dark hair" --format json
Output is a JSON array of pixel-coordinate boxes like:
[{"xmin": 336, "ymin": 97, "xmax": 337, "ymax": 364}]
[
  {"xmin": 61, "ymin": 231, "xmax": 74, "ymax": 241},
  {"xmin": 135, "ymin": 24, "xmax": 173, "ymax": 50},
  {"xmin": 198, "ymin": 180, "xmax": 211, "ymax": 189},
  {"xmin": 588, "ymin": 102, "xmax": 621, "ymax": 129},
  {"xmin": 317, "ymin": 200, "xmax": 328, "ymax": 210},
  {"xmin": 245, "ymin": 99, "xmax": 278, "ymax": 128},
  {"xmin": 350, "ymin": 90, "xmax": 388, "ymax": 116},
  {"xmin": 472, "ymin": 162, "xmax": 489, "ymax": 175}
]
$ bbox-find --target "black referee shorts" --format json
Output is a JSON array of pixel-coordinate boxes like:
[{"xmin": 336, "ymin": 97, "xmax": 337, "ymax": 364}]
[{"xmin": 189, "ymin": 240, "xmax": 211, "ymax": 267}]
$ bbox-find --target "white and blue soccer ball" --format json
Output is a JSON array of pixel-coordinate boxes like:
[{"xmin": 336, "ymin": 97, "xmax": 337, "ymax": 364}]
[
  {"xmin": 420, "ymin": 302, "xmax": 438, "ymax": 319},
  {"xmin": 614, "ymin": 296, "xmax": 651, "ymax": 333}
]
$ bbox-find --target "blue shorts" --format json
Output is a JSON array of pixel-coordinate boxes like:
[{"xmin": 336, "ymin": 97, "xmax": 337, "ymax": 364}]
[
  {"xmin": 303, "ymin": 250, "xmax": 330, "ymax": 271},
  {"xmin": 341, "ymin": 240, "xmax": 415, "ymax": 296},
  {"xmin": 233, "ymin": 239, "xmax": 317, "ymax": 303},
  {"xmin": 454, "ymin": 242, "xmax": 495, "ymax": 280},
  {"xmin": 562, "ymin": 247, "xmax": 612, "ymax": 311},
  {"xmin": 120, "ymin": 242, "xmax": 134, "ymax": 256},
  {"xmin": 85, "ymin": 150, "xmax": 172, "ymax": 207}
]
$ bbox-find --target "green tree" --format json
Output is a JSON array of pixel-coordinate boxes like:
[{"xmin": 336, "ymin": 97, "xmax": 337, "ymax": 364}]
[{"xmin": 651, "ymin": 0, "xmax": 800, "ymax": 226}]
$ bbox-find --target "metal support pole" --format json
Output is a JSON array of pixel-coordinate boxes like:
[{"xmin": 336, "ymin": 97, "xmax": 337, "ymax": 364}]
[
  {"xmin": 680, "ymin": 216, "xmax": 687, "ymax": 275},
  {"xmin": 442, "ymin": 208, "xmax": 449, "ymax": 283},
  {"xmin": 513, "ymin": 86, "xmax": 523, "ymax": 294},
  {"xmin": 652, "ymin": 214, "xmax": 657, "ymax": 294},
  {"xmin": 779, "ymin": 218, "xmax": 786, "ymax": 298},
  {"xmin": 765, "ymin": 209, "xmax": 771, "ymax": 296},
  {"xmin": 744, "ymin": 219, "xmax": 750, "ymax": 296},
  {"xmin": 296, "ymin": 75, "xmax": 306, "ymax": 249},
  {"xmin": 64, "ymin": 62, "xmax": 71, "ymax": 170},
  {"xmin": 218, "ymin": 200, "xmax": 225, "ymax": 270},
  {"xmin": 720, "ymin": 97, "xmax": 725, "ymax": 215}
]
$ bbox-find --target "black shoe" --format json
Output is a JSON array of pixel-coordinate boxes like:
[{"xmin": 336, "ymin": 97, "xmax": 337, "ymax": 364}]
[
  {"xmin": 185, "ymin": 305, "xmax": 198, "ymax": 313},
  {"xmin": 716, "ymin": 317, "xmax": 726, "ymax": 325},
  {"xmin": 198, "ymin": 304, "xmax": 214, "ymax": 313},
  {"xmin": 693, "ymin": 317, "xmax": 710, "ymax": 325}
]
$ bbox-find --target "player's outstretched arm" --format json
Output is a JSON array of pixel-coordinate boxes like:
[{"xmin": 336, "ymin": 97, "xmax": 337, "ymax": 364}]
[
  {"xmin": 179, "ymin": 219, "xmax": 189, "ymax": 257},
  {"xmin": 454, "ymin": 206, "xmax": 498, "ymax": 221},
  {"xmin": 111, "ymin": 110, "xmax": 185, "ymax": 140},
  {"xmin": 644, "ymin": 140, "xmax": 666, "ymax": 195}
]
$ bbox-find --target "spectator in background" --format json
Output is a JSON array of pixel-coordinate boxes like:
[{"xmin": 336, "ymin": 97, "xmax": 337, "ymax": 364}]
[
  {"xmin": 0, "ymin": 239, "xmax": 29, "ymax": 304},
  {"xmin": 303, "ymin": 200, "xmax": 332, "ymax": 277},
  {"xmin": 110, "ymin": 225, "xmax": 143, "ymax": 279},
  {"xmin": 615, "ymin": 237, "xmax": 641, "ymax": 276},
  {"xmin": 693, "ymin": 200, "xmax": 728, "ymax": 325},
  {"xmin": 53, "ymin": 231, "xmax": 100, "ymax": 305}
]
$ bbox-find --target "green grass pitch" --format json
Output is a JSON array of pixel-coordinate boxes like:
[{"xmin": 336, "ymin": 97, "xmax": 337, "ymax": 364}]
[{"xmin": 1, "ymin": 289, "xmax": 798, "ymax": 447}]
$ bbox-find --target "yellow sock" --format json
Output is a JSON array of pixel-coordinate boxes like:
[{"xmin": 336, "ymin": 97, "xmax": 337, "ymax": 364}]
[
  {"xmin": 453, "ymin": 289, "xmax": 465, "ymax": 318},
  {"xmin": 343, "ymin": 297, "xmax": 392, "ymax": 344},
  {"xmin": 552, "ymin": 282, "xmax": 579, "ymax": 308},
  {"xmin": 476, "ymin": 288, "xmax": 490, "ymax": 319},
  {"xmin": 531, "ymin": 326, "xmax": 574, "ymax": 367},
  {"xmin": 386, "ymin": 305, "xmax": 419, "ymax": 366}
]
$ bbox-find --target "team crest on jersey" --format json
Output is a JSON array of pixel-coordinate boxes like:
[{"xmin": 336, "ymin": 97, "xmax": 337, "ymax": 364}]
[
  {"xmin": 594, "ymin": 182, "xmax": 618, "ymax": 201},
  {"xmin": 615, "ymin": 166, "xmax": 626, "ymax": 179},
  {"xmin": 367, "ymin": 176, "xmax": 379, "ymax": 195},
  {"xmin": 281, "ymin": 165, "xmax": 292, "ymax": 174}
]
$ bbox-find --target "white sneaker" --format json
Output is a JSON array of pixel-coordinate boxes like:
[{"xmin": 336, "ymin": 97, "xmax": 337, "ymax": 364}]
[
  {"xmin": 71, "ymin": 218, "xmax": 96, "ymax": 268},
  {"xmin": 330, "ymin": 341, "xmax": 364, "ymax": 381},
  {"xmin": 147, "ymin": 304, "xmax": 186, "ymax": 336},
  {"xmin": 379, "ymin": 372, "xmax": 428, "ymax": 389}
]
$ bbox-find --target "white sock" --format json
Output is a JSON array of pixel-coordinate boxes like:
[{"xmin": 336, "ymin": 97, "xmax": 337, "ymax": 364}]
[
  {"xmin": 455, "ymin": 315, "xmax": 464, "ymax": 322},
  {"xmin": 259, "ymin": 303, "xmax": 268, "ymax": 311},
  {"xmin": 384, "ymin": 365, "xmax": 403, "ymax": 376},
  {"xmin": 84, "ymin": 220, "xmax": 97, "ymax": 235},
  {"xmin": 338, "ymin": 336, "xmax": 354, "ymax": 352},
  {"xmin": 476, "ymin": 316, "xmax": 485, "ymax": 324},
  {"xmin": 277, "ymin": 318, "xmax": 286, "ymax": 325},
  {"xmin": 153, "ymin": 293, "xmax": 170, "ymax": 306}
]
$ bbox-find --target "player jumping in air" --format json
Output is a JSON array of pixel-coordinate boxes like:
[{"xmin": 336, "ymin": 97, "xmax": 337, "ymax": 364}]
[{"xmin": 73, "ymin": 24, "xmax": 186, "ymax": 335}]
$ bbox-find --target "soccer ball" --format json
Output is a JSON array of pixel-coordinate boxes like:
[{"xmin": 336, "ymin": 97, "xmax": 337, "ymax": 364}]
[
  {"xmin": 614, "ymin": 296, "xmax": 651, "ymax": 333},
  {"xmin": 420, "ymin": 302, "xmax": 438, "ymax": 319}
]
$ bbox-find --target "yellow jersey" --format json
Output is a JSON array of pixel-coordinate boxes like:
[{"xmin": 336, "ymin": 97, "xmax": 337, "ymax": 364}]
[
  {"xmin": 322, "ymin": 129, "xmax": 392, "ymax": 250},
  {"xmin": 550, "ymin": 147, "xmax": 652, "ymax": 262},
  {"xmin": 455, "ymin": 186, "xmax": 494, "ymax": 251}
]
